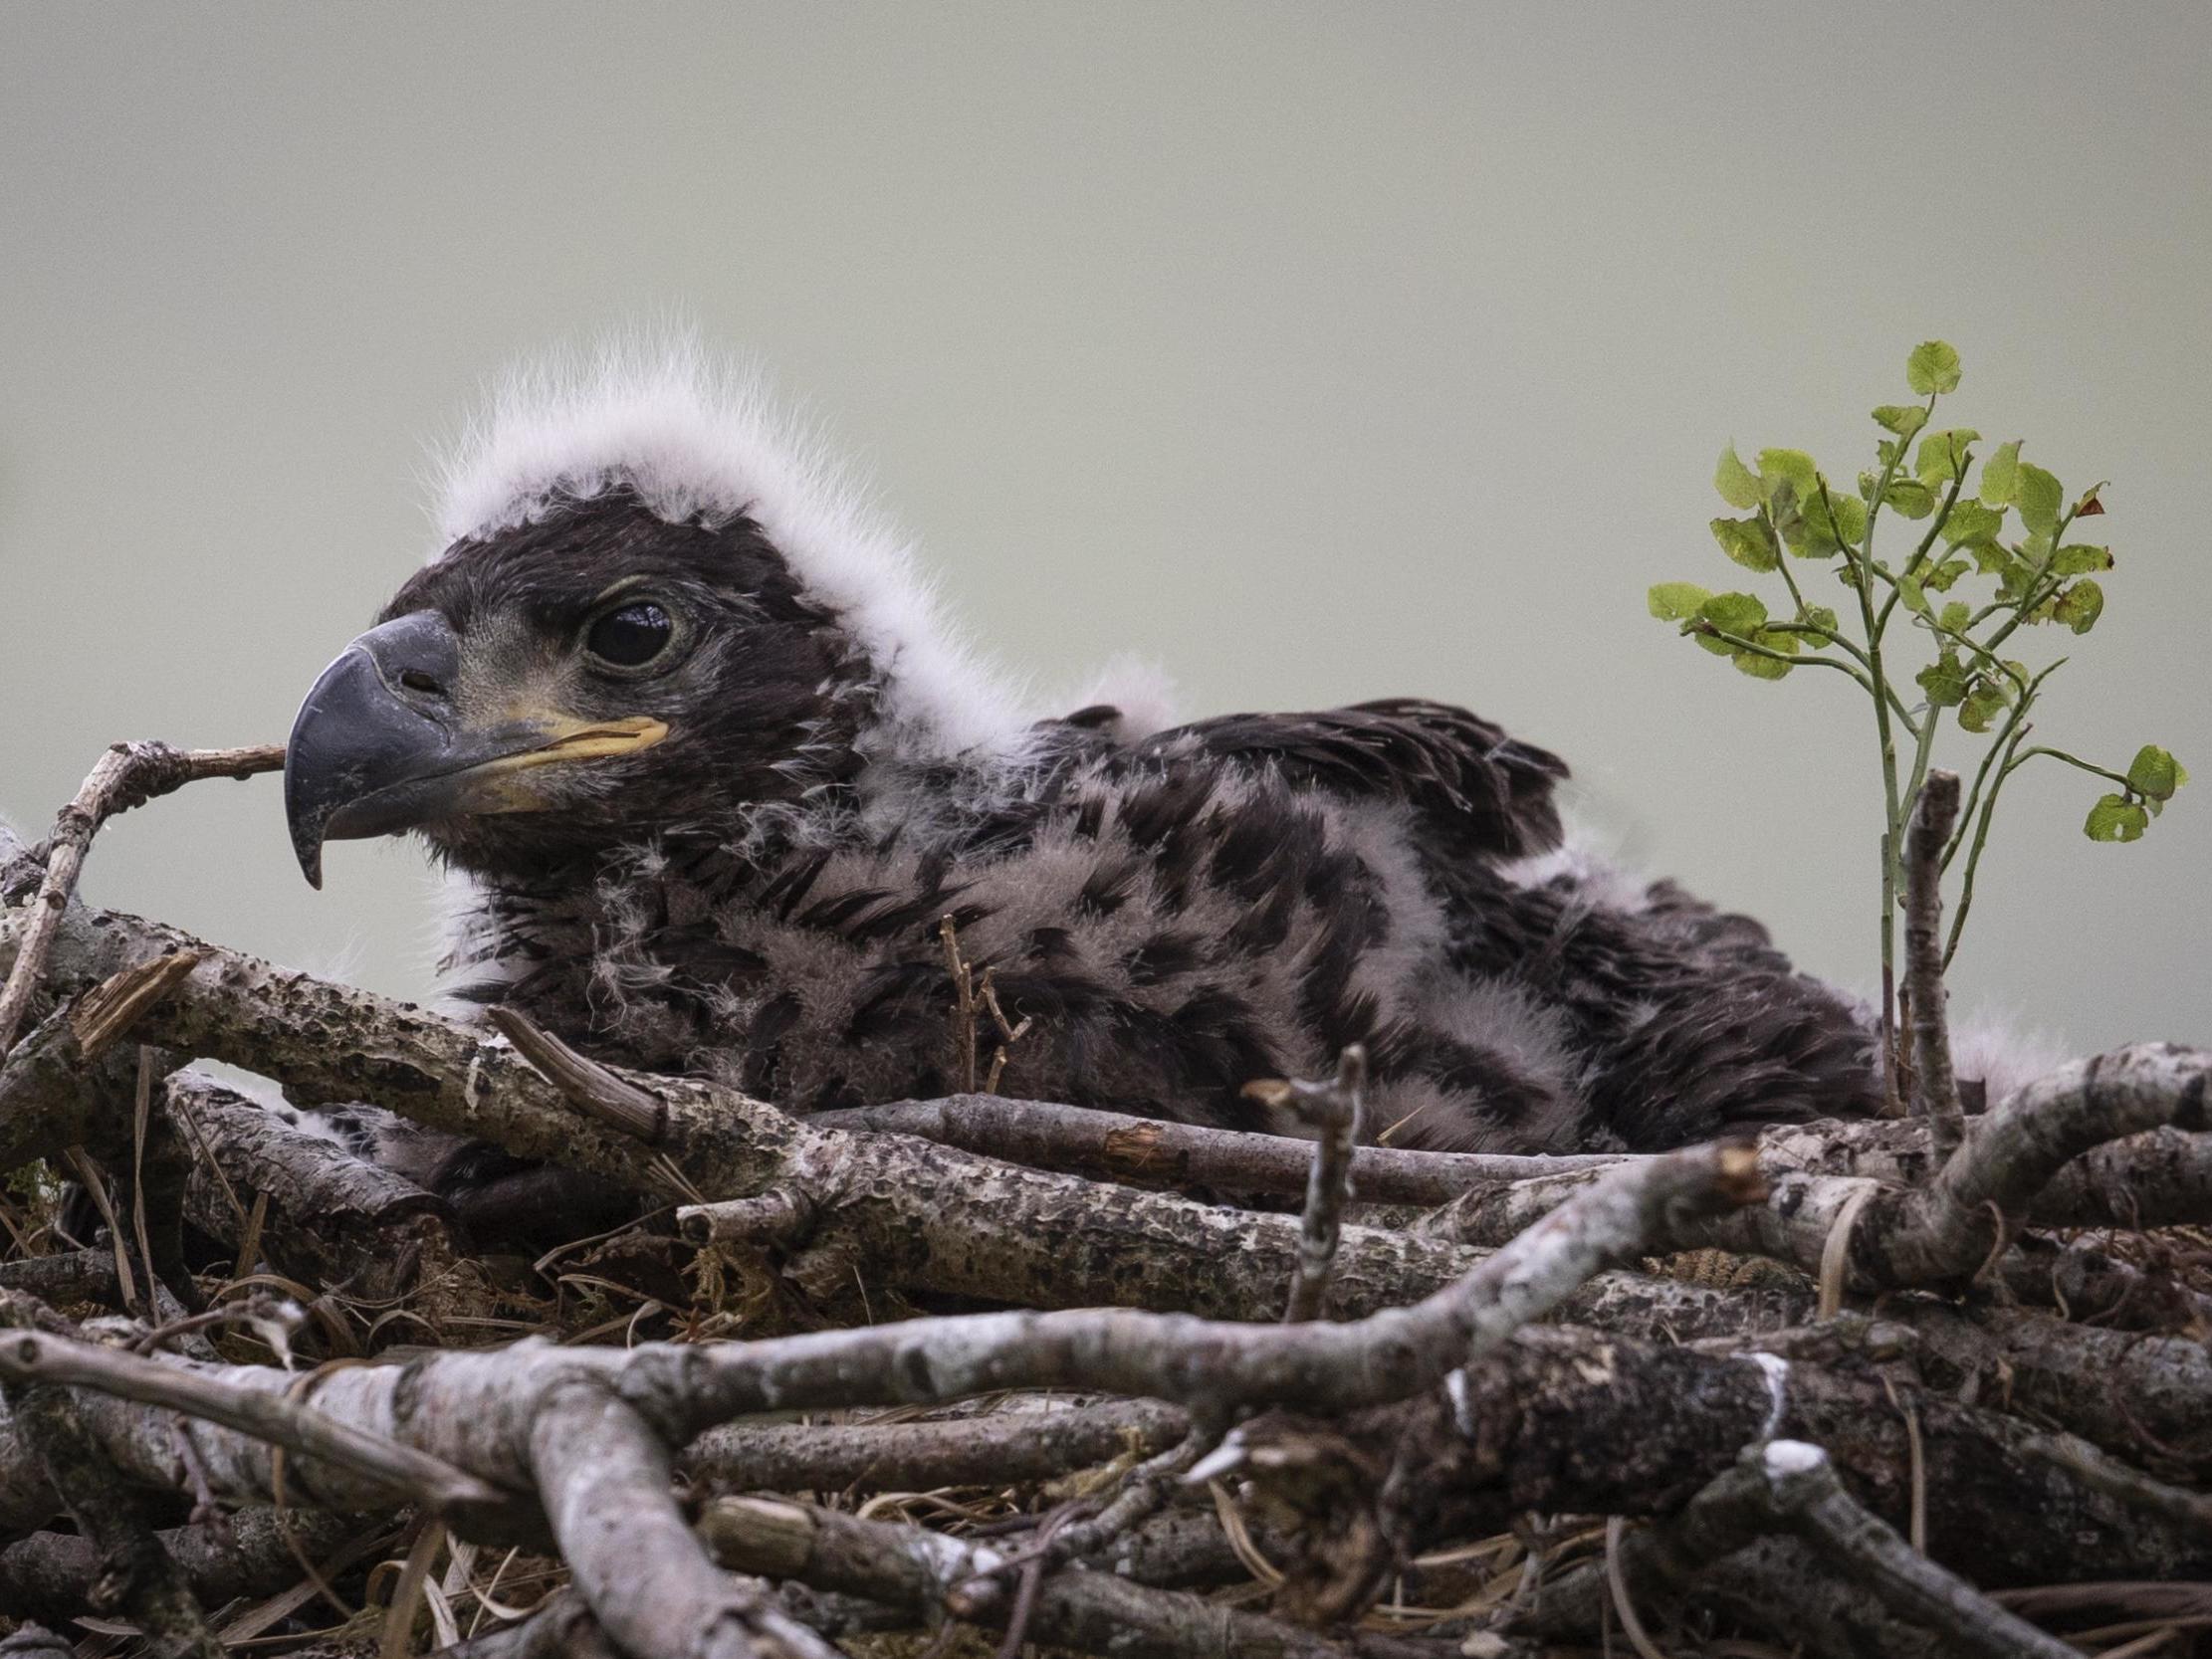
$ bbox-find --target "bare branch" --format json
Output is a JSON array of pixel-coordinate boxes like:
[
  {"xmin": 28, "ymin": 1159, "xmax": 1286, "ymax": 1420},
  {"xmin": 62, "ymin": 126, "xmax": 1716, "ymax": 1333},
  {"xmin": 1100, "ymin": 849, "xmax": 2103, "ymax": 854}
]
[
  {"xmin": 641, "ymin": 1143, "xmax": 1764, "ymax": 1431},
  {"xmin": 0, "ymin": 1301, "xmax": 223, "ymax": 1659},
  {"xmin": 486, "ymin": 1004, "xmax": 667, "ymax": 1143},
  {"xmin": 1903, "ymin": 770, "xmax": 1964, "ymax": 1158},
  {"xmin": 697, "ymin": 1494, "xmax": 1445, "ymax": 1659},
  {"xmin": 1722, "ymin": 1439, "xmax": 2080, "ymax": 1659},
  {"xmin": 0, "ymin": 1308, "xmax": 519, "ymax": 1528},
  {"xmin": 0, "ymin": 741, "xmax": 281, "ymax": 1055},
  {"xmin": 807, "ymin": 1092, "xmax": 1626, "ymax": 1205},
  {"xmin": 678, "ymin": 1398, "xmax": 1188, "ymax": 1496},
  {"xmin": 1428, "ymin": 1323, "xmax": 2212, "ymax": 1587},
  {"xmin": 527, "ymin": 1379, "xmax": 842, "ymax": 1659},
  {"xmin": 1880, "ymin": 1043, "xmax": 2209, "ymax": 1284},
  {"xmin": 1256, "ymin": 1045, "xmax": 1366, "ymax": 1323},
  {"xmin": 1426, "ymin": 1047, "xmax": 2212, "ymax": 1312}
]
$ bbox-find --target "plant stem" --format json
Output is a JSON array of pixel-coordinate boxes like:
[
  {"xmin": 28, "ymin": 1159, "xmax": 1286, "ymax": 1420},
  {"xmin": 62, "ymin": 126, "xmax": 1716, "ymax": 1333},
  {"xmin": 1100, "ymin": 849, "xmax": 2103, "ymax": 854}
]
[
  {"xmin": 1827, "ymin": 475, "xmax": 1906, "ymax": 1103},
  {"xmin": 1972, "ymin": 506, "xmax": 2082, "ymax": 655},
  {"xmin": 1943, "ymin": 718, "xmax": 2039, "ymax": 970},
  {"xmin": 2008, "ymin": 746, "xmax": 2133, "ymax": 791},
  {"xmin": 1766, "ymin": 504, "xmax": 1812, "ymax": 616},
  {"xmin": 1941, "ymin": 662, "xmax": 2064, "ymax": 877},
  {"xmin": 1765, "ymin": 622, "xmax": 1922, "ymax": 729},
  {"xmin": 1872, "ymin": 455, "xmax": 1967, "ymax": 640},
  {"xmin": 1696, "ymin": 627, "xmax": 1914, "ymax": 733}
]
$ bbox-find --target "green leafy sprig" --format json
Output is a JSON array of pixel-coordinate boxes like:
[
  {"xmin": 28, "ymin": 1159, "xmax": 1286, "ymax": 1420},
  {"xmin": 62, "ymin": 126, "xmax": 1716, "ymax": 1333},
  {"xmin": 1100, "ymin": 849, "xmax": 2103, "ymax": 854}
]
[{"xmin": 1650, "ymin": 341, "xmax": 2186, "ymax": 1078}]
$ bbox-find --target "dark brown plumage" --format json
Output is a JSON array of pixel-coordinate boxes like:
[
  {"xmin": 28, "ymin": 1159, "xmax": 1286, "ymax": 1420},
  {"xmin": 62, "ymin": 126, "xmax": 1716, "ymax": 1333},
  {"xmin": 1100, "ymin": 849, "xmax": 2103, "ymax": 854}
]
[{"xmin": 276, "ymin": 350, "xmax": 1947, "ymax": 1225}]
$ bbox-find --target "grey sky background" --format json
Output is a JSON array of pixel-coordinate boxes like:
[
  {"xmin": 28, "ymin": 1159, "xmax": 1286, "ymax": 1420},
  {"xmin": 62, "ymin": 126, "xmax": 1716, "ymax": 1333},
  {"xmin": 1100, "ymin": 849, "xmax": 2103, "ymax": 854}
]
[{"xmin": 3, "ymin": 3, "xmax": 2206, "ymax": 1058}]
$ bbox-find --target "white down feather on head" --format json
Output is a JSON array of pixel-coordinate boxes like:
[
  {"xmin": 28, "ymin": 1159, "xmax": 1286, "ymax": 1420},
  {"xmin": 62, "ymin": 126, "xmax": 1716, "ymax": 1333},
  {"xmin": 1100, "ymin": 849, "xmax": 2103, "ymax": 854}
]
[{"xmin": 431, "ymin": 333, "xmax": 1035, "ymax": 759}]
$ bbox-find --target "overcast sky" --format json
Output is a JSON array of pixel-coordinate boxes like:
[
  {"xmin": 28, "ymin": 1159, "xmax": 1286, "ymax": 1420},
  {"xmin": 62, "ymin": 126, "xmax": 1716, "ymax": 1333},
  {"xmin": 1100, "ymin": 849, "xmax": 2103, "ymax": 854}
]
[{"xmin": 4, "ymin": 2, "xmax": 2206, "ymax": 1056}]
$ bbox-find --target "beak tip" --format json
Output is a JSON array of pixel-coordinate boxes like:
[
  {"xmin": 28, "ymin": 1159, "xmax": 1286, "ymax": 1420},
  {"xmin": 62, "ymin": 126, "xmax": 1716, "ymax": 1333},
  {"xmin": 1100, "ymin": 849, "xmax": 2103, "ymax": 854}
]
[{"xmin": 289, "ymin": 826, "xmax": 327, "ymax": 890}]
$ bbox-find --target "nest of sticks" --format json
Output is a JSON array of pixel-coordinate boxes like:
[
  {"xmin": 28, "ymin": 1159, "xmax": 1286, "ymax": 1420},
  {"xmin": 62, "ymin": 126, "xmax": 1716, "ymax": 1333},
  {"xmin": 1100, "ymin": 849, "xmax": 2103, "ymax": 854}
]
[{"xmin": 4, "ymin": 743, "xmax": 2212, "ymax": 1659}]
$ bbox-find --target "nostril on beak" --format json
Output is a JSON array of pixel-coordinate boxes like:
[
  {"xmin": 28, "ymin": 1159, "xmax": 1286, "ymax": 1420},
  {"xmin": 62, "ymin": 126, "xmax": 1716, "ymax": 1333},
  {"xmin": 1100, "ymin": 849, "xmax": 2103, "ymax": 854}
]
[{"xmin": 398, "ymin": 669, "xmax": 448, "ymax": 699}]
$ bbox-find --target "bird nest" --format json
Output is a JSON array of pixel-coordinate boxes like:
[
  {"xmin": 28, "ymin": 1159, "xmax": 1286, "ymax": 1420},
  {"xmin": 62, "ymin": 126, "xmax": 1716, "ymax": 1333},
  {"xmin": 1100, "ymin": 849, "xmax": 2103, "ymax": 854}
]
[{"xmin": 5, "ymin": 742, "xmax": 2212, "ymax": 1659}]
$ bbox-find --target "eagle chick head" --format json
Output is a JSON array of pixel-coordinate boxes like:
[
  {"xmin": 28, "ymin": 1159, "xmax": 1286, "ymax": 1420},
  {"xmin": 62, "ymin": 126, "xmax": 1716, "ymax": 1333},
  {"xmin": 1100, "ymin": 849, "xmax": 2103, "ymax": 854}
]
[{"xmin": 285, "ymin": 341, "xmax": 1022, "ymax": 886}]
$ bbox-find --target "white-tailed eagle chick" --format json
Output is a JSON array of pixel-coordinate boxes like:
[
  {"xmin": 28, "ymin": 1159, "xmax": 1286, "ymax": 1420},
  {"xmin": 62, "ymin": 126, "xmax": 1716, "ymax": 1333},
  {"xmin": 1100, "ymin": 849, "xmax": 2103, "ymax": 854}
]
[{"xmin": 283, "ymin": 346, "xmax": 2012, "ymax": 1216}]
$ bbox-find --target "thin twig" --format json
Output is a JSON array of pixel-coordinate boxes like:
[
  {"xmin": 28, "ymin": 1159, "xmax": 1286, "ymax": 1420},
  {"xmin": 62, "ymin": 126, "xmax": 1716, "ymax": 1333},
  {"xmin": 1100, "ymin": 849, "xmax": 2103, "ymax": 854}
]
[
  {"xmin": 940, "ymin": 915, "xmax": 980, "ymax": 1093},
  {"xmin": 809, "ymin": 1092, "xmax": 1629, "ymax": 1205},
  {"xmin": 0, "ymin": 741, "xmax": 281, "ymax": 1055},
  {"xmin": 1247, "ymin": 1045, "xmax": 1366, "ymax": 1322},
  {"xmin": 486, "ymin": 1005, "xmax": 666, "ymax": 1143}
]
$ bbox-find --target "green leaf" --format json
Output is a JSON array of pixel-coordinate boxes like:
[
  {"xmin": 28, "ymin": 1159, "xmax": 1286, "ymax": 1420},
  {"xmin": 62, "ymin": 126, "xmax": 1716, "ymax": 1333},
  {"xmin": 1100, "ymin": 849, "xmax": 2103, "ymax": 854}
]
[
  {"xmin": 1715, "ymin": 445, "xmax": 1764, "ymax": 511},
  {"xmin": 1906, "ymin": 340, "xmax": 1963, "ymax": 396},
  {"xmin": 1797, "ymin": 603, "xmax": 1841, "ymax": 634},
  {"xmin": 2051, "ymin": 543, "xmax": 2113, "ymax": 575},
  {"xmin": 1923, "ymin": 557, "xmax": 1972, "ymax": 592},
  {"xmin": 1801, "ymin": 486, "xmax": 1868, "ymax": 554},
  {"xmin": 2126, "ymin": 744, "xmax": 2189, "ymax": 801},
  {"xmin": 1896, "ymin": 571, "xmax": 1931, "ymax": 618},
  {"xmin": 2016, "ymin": 463, "xmax": 2064, "ymax": 534},
  {"xmin": 1958, "ymin": 679, "xmax": 2008, "ymax": 733},
  {"xmin": 1881, "ymin": 477, "xmax": 1938, "ymax": 519},
  {"xmin": 1648, "ymin": 581, "xmax": 1712, "ymax": 621},
  {"xmin": 2085, "ymin": 793, "xmax": 2149, "ymax": 843},
  {"xmin": 1729, "ymin": 622, "xmax": 1801, "ymax": 679},
  {"xmin": 1980, "ymin": 440, "xmax": 2022, "ymax": 507},
  {"xmin": 1757, "ymin": 449, "xmax": 1820, "ymax": 503},
  {"xmin": 1699, "ymin": 591, "xmax": 1769, "ymax": 634},
  {"xmin": 1732, "ymin": 646, "xmax": 1793, "ymax": 680},
  {"xmin": 2053, "ymin": 578, "xmax": 2104, "ymax": 634},
  {"xmin": 1940, "ymin": 500, "xmax": 2005, "ymax": 546},
  {"xmin": 1914, "ymin": 429, "xmax": 1980, "ymax": 486},
  {"xmin": 1873, "ymin": 403, "xmax": 1929, "ymax": 438},
  {"xmin": 1709, "ymin": 515, "xmax": 1780, "ymax": 572},
  {"xmin": 1938, "ymin": 600, "xmax": 1971, "ymax": 633},
  {"xmin": 1689, "ymin": 589, "xmax": 1768, "ymax": 655},
  {"xmin": 1916, "ymin": 651, "xmax": 1969, "ymax": 707}
]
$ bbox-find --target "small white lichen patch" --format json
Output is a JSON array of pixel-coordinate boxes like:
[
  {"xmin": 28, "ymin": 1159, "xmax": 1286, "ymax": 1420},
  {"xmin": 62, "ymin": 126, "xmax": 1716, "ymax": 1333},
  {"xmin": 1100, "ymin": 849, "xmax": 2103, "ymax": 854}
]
[
  {"xmin": 1745, "ymin": 1350, "xmax": 1791, "ymax": 1442},
  {"xmin": 1444, "ymin": 1366, "xmax": 1477, "ymax": 1440},
  {"xmin": 1763, "ymin": 1438, "xmax": 1827, "ymax": 1476}
]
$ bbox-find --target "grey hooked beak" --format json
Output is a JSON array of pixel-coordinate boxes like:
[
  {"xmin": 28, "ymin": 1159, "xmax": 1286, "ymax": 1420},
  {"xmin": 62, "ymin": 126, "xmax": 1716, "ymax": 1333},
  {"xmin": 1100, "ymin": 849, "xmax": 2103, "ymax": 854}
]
[{"xmin": 283, "ymin": 611, "xmax": 666, "ymax": 888}]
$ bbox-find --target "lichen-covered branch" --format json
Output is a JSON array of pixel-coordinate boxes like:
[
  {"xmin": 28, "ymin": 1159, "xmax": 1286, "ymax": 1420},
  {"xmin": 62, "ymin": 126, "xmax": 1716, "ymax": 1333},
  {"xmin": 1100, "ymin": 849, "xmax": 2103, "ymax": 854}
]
[
  {"xmin": 527, "ymin": 1378, "xmax": 843, "ymax": 1659},
  {"xmin": 0, "ymin": 1149, "xmax": 1749, "ymax": 1527},
  {"xmin": 1716, "ymin": 1440, "xmax": 2081, "ymax": 1659},
  {"xmin": 806, "ymin": 1092, "xmax": 1624, "ymax": 1205},
  {"xmin": 678, "ymin": 1397, "xmax": 1187, "ymax": 1496},
  {"xmin": 1902, "ymin": 769, "xmax": 1965, "ymax": 1157},
  {"xmin": 1419, "ymin": 1046, "xmax": 2212, "ymax": 1315},
  {"xmin": 699, "ymin": 1493, "xmax": 1454, "ymax": 1659}
]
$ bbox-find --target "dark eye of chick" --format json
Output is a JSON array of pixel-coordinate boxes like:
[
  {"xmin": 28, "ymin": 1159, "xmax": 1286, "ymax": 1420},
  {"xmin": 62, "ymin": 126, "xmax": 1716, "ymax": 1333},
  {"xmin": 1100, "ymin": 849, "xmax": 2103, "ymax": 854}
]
[{"xmin": 584, "ymin": 601, "xmax": 673, "ymax": 668}]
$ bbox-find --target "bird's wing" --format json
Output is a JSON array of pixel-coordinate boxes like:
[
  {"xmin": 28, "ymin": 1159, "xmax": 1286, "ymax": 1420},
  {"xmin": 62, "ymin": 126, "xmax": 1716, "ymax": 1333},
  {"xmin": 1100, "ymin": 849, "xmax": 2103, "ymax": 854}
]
[{"xmin": 1100, "ymin": 698, "xmax": 1569, "ymax": 860}]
